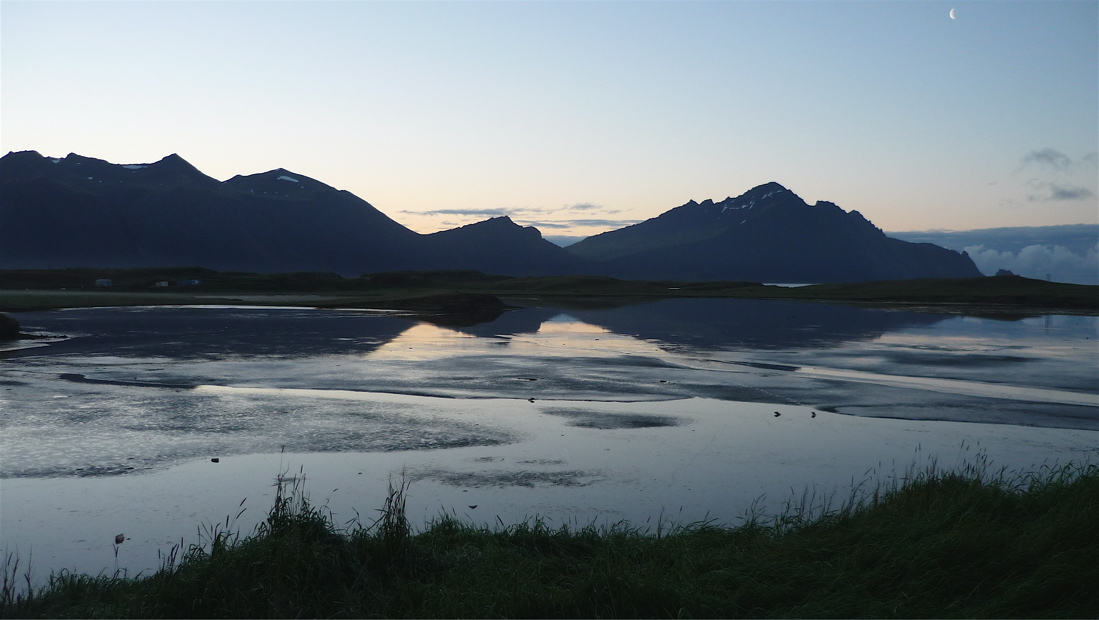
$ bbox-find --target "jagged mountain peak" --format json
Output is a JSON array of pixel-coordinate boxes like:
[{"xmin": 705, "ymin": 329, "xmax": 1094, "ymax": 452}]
[
  {"xmin": 470, "ymin": 215, "xmax": 523, "ymax": 229},
  {"xmin": 143, "ymin": 153, "xmax": 220, "ymax": 183},
  {"xmin": 0, "ymin": 150, "xmax": 220, "ymax": 188},
  {"xmin": 0, "ymin": 150, "xmax": 589, "ymax": 277},
  {"xmin": 221, "ymin": 167, "xmax": 339, "ymax": 198},
  {"xmin": 752, "ymin": 181, "xmax": 788, "ymax": 192},
  {"xmin": 151, "ymin": 153, "xmax": 189, "ymax": 165},
  {"xmin": 420, "ymin": 214, "xmax": 586, "ymax": 276},
  {"xmin": 567, "ymin": 181, "xmax": 982, "ymax": 282},
  {"xmin": 2, "ymin": 149, "xmax": 43, "ymax": 162},
  {"xmin": 641, "ymin": 183, "xmax": 796, "ymax": 233},
  {"xmin": 60, "ymin": 153, "xmax": 114, "ymax": 166},
  {"xmin": 0, "ymin": 150, "xmax": 53, "ymax": 180},
  {"xmin": 715, "ymin": 182, "xmax": 794, "ymax": 209},
  {"xmin": 430, "ymin": 215, "xmax": 543, "ymax": 240},
  {"xmin": 1, "ymin": 153, "xmax": 983, "ymax": 282}
]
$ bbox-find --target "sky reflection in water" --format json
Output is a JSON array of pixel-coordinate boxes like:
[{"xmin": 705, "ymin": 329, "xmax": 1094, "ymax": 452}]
[{"xmin": 1, "ymin": 299, "xmax": 1096, "ymax": 585}]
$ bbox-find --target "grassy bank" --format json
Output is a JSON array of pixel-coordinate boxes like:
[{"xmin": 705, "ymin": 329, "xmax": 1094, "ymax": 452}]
[
  {"xmin": 3, "ymin": 463, "xmax": 1097, "ymax": 618},
  {"xmin": 1, "ymin": 269, "xmax": 1097, "ymax": 314}
]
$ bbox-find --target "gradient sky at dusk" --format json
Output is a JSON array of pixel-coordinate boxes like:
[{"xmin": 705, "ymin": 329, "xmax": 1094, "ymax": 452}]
[{"xmin": 3, "ymin": 1, "xmax": 1096, "ymax": 237}]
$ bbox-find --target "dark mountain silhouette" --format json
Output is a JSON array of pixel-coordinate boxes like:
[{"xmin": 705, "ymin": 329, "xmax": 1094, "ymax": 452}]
[
  {"xmin": 568, "ymin": 182, "xmax": 982, "ymax": 282},
  {"xmin": 0, "ymin": 151, "xmax": 580, "ymax": 276},
  {"xmin": 420, "ymin": 216, "xmax": 589, "ymax": 276},
  {"xmin": 2, "ymin": 152, "xmax": 981, "ymax": 282}
]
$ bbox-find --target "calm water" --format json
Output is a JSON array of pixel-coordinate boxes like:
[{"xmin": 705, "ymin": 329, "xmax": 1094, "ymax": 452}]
[{"xmin": 1, "ymin": 298, "xmax": 1096, "ymax": 584}]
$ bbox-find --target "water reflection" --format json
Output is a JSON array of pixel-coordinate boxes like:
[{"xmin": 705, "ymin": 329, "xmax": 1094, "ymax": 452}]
[
  {"xmin": 7, "ymin": 307, "xmax": 418, "ymax": 360},
  {"xmin": 4, "ymin": 301, "xmax": 1095, "ymax": 444},
  {"xmin": 453, "ymin": 297, "xmax": 953, "ymax": 351},
  {"xmin": 5, "ymin": 299, "xmax": 1003, "ymax": 362},
  {"xmin": 2, "ymin": 299, "xmax": 1096, "ymax": 588},
  {"xmin": 557, "ymin": 298, "xmax": 949, "ymax": 350}
]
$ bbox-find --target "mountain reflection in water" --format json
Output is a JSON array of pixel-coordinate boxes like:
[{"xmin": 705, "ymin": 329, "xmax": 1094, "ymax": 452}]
[
  {"xmin": 8, "ymin": 299, "xmax": 950, "ymax": 361},
  {"xmin": 2, "ymin": 298, "xmax": 1095, "ymax": 587},
  {"xmin": 518, "ymin": 298, "xmax": 949, "ymax": 351}
]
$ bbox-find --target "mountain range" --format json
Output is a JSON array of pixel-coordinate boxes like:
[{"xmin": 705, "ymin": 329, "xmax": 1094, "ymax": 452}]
[
  {"xmin": 0, "ymin": 151, "xmax": 982, "ymax": 282},
  {"xmin": 569, "ymin": 182, "xmax": 981, "ymax": 282}
]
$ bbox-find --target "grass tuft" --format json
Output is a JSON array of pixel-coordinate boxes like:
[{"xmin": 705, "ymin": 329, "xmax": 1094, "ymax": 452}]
[{"xmin": 3, "ymin": 461, "xmax": 1097, "ymax": 618}]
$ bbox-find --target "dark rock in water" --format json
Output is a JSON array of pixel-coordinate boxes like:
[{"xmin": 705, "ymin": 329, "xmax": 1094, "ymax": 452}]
[{"xmin": 0, "ymin": 313, "xmax": 18, "ymax": 340}]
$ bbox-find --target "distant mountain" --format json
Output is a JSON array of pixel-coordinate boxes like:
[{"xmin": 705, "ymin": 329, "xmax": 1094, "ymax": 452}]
[
  {"xmin": 0, "ymin": 151, "xmax": 581, "ymax": 277},
  {"xmin": 421, "ymin": 216, "xmax": 589, "ymax": 276},
  {"xmin": 1, "ymin": 152, "xmax": 983, "ymax": 283},
  {"xmin": 567, "ymin": 183, "xmax": 982, "ymax": 282}
]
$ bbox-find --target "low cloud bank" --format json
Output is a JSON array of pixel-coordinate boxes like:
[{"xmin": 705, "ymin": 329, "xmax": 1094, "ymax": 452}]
[
  {"xmin": 964, "ymin": 243, "xmax": 1098, "ymax": 285},
  {"xmin": 890, "ymin": 225, "xmax": 1098, "ymax": 285}
]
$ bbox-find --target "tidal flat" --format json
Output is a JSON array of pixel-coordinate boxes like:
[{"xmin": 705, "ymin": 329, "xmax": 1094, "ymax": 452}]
[{"xmin": 1, "ymin": 298, "xmax": 1096, "ymax": 586}]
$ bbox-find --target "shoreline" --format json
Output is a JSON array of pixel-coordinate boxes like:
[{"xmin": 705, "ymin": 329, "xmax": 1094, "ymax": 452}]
[
  {"xmin": 1, "ymin": 270, "xmax": 1096, "ymax": 316},
  {"xmin": 5, "ymin": 460, "xmax": 1097, "ymax": 618}
]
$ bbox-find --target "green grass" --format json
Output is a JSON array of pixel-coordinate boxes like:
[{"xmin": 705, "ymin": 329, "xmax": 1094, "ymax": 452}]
[
  {"xmin": 2, "ymin": 268, "xmax": 1095, "ymax": 314},
  {"xmin": 4, "ymin": 461, "xmax": 1097, "ymax": 618},
  {"xmin": 728, "ymin": 275, "xmax": 1099, "ymax": 310}
]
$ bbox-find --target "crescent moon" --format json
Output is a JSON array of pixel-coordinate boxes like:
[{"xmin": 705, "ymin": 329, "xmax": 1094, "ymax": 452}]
[{"xmin": 949, "ymin": 8, "xmax": 956, "ymax": 19}]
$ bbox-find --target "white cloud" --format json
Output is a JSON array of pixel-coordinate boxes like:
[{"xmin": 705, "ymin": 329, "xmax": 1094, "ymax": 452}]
[{"xmin": 964, "ymin": 243, "xmax": 1099, "ymax": 285}]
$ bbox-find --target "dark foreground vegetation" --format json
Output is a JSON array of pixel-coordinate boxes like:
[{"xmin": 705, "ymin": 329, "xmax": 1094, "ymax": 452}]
[
  {"xmin": 0, "ymin": 312, "xmax": 18, "ymax": 339},
  {"xmin": 1, "ymin": 268, "xmax": 1096, "ymax": 314},
  {"xmin": 4, "ymin": 463, "xmax": 1097, "ymax": 619}
]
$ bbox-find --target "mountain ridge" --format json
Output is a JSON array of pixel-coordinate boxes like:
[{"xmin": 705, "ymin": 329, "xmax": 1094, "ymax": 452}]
[
  {"xmin": 1, "ymin": 151, "xmax": 982, "ymax": 282},
  {"xmin": 567, "ymin": 182, "xmax": 981, "ymax": 282},
  {"xmin": 0, "ymin": 150, "xmax": 584, "ymax": 277}
]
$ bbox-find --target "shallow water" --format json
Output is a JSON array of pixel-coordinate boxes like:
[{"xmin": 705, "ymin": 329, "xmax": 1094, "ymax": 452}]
[{"xmin": 1, "ymin": 299, "xmax": 1096, "ymax": 585}]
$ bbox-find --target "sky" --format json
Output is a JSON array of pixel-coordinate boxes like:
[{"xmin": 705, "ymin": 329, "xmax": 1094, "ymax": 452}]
[{"xmin": 2, "ymin": 0, "xmax": 1097, "ymax": 238}]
